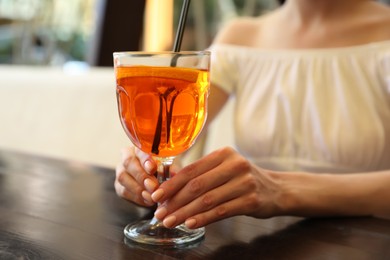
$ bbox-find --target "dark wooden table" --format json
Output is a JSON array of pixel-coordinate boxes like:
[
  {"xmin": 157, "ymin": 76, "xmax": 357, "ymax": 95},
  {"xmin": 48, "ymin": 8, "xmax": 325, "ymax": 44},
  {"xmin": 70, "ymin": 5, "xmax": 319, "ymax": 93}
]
[{"xmin": 0, "ymin": 149, "xmax": 389, "ymax": 260}]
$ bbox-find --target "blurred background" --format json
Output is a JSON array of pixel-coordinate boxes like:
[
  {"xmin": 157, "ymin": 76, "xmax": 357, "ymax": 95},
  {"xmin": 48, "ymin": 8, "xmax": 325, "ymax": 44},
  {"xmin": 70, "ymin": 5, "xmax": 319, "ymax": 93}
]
[
  {"xmin": 0, "ymin": 0, "xmax": 281, "ymax": 68},
  {"xmin": 0, "ymin": 0, "xmax": 281, "ymax": 167},
  {"xmin": 1, "ymin": 0, "xmax": 390, "ymax": 67},
  {"xmin": 1, "ymin": 0, "xmax": 389, "ymax": 168}
]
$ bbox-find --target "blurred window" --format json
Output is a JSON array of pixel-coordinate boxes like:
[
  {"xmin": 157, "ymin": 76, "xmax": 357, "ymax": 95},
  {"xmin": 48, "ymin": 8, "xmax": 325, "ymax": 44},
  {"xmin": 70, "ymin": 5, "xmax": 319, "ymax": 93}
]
[{"xmin": 0, "ymin": 0, "xmax": 279, "ymax": 65}]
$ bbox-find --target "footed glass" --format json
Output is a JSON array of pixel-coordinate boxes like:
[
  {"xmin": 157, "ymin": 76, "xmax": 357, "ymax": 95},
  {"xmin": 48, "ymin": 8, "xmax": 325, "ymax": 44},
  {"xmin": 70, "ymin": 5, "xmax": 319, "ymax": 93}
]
[{"xmin": 113, "ymin": 51, "xmax": 210, "ymax": 246}]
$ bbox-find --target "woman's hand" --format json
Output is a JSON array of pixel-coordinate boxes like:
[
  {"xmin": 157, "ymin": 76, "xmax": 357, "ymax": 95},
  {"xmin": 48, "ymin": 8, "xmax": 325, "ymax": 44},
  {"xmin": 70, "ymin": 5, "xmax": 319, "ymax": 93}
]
[
  {"xmin": 114, "ymin": 146, "xmax": 159, "ymax": 207},
  {"xmin": 151, "ymin": 147, "xmax": 286, "ymax": 229}
]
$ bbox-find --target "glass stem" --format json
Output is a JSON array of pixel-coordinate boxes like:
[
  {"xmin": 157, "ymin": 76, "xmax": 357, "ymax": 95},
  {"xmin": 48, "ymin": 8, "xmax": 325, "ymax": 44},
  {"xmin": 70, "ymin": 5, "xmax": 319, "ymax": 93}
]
[
  {"xmin": 155, "ymin": 157, "xmax": 174, "ymax": 184},
  {"xmin": 149, "ymin": 157, "xmax": 174, "ymax": 227}
]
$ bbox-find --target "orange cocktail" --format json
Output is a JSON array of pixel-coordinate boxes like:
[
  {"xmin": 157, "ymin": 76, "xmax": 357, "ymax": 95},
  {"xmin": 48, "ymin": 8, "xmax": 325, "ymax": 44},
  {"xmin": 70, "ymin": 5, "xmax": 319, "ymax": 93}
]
[{"xmin": 116, "ymin": 66, "xmax": 209, "ymax": 157}]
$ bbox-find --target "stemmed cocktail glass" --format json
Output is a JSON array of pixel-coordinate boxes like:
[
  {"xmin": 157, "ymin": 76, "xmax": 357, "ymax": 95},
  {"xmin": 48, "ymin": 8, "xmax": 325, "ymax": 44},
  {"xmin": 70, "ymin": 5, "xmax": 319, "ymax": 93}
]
[{"xmin": 113, "ymin": 51, "xmax": 210, "ymax": 246}]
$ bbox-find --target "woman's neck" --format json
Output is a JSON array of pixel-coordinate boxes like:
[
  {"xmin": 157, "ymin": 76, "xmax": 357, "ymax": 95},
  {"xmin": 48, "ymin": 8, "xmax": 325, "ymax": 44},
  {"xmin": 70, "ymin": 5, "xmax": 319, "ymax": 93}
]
[
  {"xmin": 257, "ymin": 0, "xmax": 390, "ymax": 49},
  {"xmin": 281, "ymin": 0, "xmax": 369, "ymax": 25}
]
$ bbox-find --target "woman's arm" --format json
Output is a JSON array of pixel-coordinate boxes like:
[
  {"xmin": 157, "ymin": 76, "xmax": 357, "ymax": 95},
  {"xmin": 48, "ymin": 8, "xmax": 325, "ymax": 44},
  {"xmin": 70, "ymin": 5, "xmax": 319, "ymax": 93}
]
[
  {"xmin": 281, "ymin": 170, "xmax": 390, "ymax": 219},
  {"xmin": 151, "ymin": 148, "xmax": 390, "ymax": 229},
  {"xmin": 205, "ymin": 84, "xmax": 230, "ymax": 127}
]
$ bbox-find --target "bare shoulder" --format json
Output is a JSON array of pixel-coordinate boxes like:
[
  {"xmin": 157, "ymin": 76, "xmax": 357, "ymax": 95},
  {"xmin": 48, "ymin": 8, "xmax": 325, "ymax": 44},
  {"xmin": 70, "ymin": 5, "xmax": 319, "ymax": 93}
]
[
  {"xmin": 212, "ymin": 12, "xmax": 275, "ymax": 46},
  {"xmin": 212, "ymin": 17, "xmax": 260, "ymax": 45}
]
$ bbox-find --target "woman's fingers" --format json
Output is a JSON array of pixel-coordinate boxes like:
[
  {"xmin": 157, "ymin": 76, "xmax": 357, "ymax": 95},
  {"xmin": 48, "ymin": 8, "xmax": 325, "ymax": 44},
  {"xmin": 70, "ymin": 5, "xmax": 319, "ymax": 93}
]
[
  {"xmin": 134, "ymin": 147, "xmax": 157, "ymax": 175},
  {"xmin": 152, "ymin": 147, "xmax": 264, "ymax": 228},
  {"xmin": 184, "ymin": 195, "xmax": 259, "ymax": 229},
  {"xmin": 114, "ymin": 147, "xmax": 159, "ymax": 206},
  {"xmin": 151, "ymin": 147, "xmax": 234, "ymax": 203},
  {"xmin": 115, "ymin": 163, "xmax": 154, "ymax": 206},
  {"xmin": 154, "ymin": 157, "xmax": 237, "ymax": 218},
  {"xmin": 123, "ymin": 147, "xmax": 159, "ymax": 191},
  {"xmin": 156, "ymin": 166, "xmax": 261, "ymax": 228}
]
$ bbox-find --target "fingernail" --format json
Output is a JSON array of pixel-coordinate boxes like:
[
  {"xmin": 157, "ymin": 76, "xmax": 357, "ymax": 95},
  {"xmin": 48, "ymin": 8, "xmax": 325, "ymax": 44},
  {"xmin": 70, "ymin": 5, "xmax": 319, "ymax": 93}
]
[
  {"xmin": 144, "ymin": 178, "xmax": 157, "ymax": 193},
  {"xmin": 151, "ymin": 189, "xmax": 164, "ymax": 202},
  {"xmin": 141, "ymin": 190, "xmax": 152, "ymax": 203},
  {"xmin": 185, "ymin": 218, "xmax": 197, "ymax": 229},
  {"xmin": 154, "ymin": 207, "xmax": 168, "ymax": 220},
  {"xmin": 144, "ymin": 160, "xmax": 154, "ymax": 174},
  {"xmin": 163, "ymin": 215, "xmax": 177, "ymax": 228}
]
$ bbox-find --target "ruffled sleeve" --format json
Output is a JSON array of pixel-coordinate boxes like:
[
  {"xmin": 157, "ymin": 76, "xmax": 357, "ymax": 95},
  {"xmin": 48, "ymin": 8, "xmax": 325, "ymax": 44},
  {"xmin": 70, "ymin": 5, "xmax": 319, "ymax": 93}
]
[{"xmin": 208, "ymin": 44, "xmax": 239, "ymax": 94}]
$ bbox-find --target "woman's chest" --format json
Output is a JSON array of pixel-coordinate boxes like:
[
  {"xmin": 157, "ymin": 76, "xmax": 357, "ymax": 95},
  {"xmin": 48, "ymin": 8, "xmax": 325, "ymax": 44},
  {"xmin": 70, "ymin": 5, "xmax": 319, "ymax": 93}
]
[{"xmin": 232, "ymin": 61, "xmax": 390, "ymax": 170}]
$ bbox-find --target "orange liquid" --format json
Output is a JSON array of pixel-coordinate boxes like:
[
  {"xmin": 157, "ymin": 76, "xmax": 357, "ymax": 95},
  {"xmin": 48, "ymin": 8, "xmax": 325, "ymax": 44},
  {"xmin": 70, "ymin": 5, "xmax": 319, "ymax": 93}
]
[{"xmin": 115, "ymin": 66, "xmax": 209, "ymax": 157}]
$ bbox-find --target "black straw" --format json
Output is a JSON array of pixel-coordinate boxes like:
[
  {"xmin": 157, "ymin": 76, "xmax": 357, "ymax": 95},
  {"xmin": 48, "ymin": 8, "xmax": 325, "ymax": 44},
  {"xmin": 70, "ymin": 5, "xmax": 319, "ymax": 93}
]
[{"xmin": 173, "ymin": 0, "xmax": 191, "ymax": 52}]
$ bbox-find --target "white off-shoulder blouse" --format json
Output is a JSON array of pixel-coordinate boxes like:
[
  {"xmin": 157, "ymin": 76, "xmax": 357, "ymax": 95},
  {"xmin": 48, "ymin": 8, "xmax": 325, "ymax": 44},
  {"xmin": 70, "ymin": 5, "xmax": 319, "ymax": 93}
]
[{"xmin": 209, "ymin": 42, "xmax": 390, "ymax": 173}]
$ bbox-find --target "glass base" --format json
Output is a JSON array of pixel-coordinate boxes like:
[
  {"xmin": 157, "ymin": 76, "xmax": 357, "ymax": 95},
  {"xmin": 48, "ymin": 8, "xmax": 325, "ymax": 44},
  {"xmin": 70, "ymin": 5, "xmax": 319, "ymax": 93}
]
[{"xmin": 124, "ymin": 218, "xmax": 205, "ymax": 247}]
